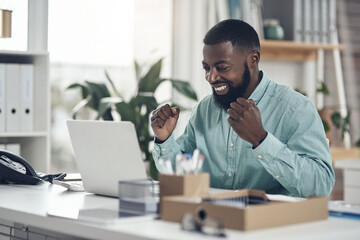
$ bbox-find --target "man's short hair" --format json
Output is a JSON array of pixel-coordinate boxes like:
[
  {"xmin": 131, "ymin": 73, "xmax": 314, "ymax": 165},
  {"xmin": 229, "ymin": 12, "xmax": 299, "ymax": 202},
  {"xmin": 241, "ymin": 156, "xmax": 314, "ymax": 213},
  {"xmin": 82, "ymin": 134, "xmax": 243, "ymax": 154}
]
[{"xmin": 203, "ymin": 19, "xmax": 260, "ymax": 52}]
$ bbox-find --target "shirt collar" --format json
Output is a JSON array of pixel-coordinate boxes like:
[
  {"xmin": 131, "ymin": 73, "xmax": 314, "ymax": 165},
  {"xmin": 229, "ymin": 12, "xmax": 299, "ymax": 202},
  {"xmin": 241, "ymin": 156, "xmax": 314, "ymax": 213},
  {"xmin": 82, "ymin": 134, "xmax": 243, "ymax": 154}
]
[{"xmin": 248, "ymin": 70, "xmax": 270, "ymax": 104}]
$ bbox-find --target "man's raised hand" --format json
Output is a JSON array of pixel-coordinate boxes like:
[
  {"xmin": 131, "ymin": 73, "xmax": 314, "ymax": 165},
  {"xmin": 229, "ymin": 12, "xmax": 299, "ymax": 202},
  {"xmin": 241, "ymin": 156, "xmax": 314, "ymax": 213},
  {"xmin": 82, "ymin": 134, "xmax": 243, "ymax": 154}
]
[{"xmin": 150, "ymin": 104, "xmax": 180, "ymax": 142}]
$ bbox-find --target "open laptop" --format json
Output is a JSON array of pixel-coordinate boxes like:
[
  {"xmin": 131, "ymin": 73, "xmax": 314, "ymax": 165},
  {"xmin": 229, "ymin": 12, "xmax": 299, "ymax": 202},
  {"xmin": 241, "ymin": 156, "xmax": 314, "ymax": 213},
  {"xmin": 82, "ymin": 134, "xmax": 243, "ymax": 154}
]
[{"xmin": 67, "ymin": 120, "xmax": 147, "ymax": 197}]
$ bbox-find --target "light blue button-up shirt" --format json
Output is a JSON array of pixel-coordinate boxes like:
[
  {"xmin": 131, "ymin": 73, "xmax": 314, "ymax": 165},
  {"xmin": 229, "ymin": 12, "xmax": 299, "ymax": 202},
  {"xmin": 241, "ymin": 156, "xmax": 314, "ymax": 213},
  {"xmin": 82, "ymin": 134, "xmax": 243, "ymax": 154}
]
[{"xmin": 153, "ymin": 71, "xmax": 335, "ymax": 197}]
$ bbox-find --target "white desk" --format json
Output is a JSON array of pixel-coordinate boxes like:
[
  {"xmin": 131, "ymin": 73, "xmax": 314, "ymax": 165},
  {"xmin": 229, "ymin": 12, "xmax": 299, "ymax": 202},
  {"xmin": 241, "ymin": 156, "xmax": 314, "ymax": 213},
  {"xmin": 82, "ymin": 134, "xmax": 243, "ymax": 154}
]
[
  {"xmin": 0, "ymin": 183, "xmax": 360, "ymax": 240},
  {"xmin": 334, "ymin": 159, "xmax": 360, "ymax": 203}
]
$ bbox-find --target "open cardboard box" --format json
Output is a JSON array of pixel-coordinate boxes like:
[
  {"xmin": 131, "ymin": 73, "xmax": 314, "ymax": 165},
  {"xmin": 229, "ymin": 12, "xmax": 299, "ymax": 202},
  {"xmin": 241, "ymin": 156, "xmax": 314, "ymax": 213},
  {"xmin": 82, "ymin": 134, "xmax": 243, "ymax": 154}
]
[{"xmin": 159, "ymin": 174, "xmax": 328, "ymax": 231}]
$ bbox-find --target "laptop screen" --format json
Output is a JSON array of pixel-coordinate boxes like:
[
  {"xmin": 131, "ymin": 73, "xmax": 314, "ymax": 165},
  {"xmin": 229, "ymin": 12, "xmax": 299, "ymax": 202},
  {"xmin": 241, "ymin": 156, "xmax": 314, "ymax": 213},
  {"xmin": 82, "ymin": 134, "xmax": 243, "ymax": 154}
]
[{"xmin": 67, "ymin": 120, "xmax": 147, "ymax": 197}]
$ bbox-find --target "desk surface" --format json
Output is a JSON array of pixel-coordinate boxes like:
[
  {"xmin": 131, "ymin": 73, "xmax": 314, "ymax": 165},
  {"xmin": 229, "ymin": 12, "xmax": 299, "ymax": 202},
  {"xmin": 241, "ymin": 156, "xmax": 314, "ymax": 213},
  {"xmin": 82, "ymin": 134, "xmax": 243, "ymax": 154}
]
[{"xmin": 1, "ymin": 183, "xmax": 360, "ymax": 240}]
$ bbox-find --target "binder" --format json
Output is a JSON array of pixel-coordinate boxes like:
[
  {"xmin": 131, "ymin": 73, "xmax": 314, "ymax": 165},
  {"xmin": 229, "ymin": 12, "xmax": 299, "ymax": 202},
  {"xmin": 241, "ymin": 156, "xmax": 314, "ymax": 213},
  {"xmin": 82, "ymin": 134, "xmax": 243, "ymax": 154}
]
[
  {"xmin": 328, "ymin": 0, "xmax": 337, "ymax": 44},
  {"xmin": 320, "ymin": 0, "xmax": 329, "ymax": 43},
  {"xmin": 312, "ymin": 0, "xmax": 321, "ymax": 43},
  {"xmin": 0, "ymin": 64, "xmax": 5, "ymax": 132},
  {"xmin": 19, "ymin": 64, "xmax": 34, "ymax": 131},
  {"xmin": 250, "ymin": 0, "xmax": 264, "ymax": 40},
  {"xmin": 303, "ymin": 0, "xmax": 312, "ymax": 42},
  {"xmin": 5, "ymin": 64, "xmax": 21, "ymax": 132},
  {"xmin": 294, "ymin": 0, "xmax": 303, "ymax": 42}
]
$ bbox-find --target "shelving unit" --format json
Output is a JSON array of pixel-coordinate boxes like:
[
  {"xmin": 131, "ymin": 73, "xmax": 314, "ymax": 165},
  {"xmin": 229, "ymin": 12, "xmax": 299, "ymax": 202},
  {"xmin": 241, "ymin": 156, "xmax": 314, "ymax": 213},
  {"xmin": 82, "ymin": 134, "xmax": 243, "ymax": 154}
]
[
  {"xmin": 260, "ymin": 39, "xmax": 350, "ymax": 148},
  {"xmin": 260, "ymin": 40, "xmax": 345, "ymax": 61},
  {"xmin": 0, "ymin": 50, "xmax": 50, "ymax": 172}
]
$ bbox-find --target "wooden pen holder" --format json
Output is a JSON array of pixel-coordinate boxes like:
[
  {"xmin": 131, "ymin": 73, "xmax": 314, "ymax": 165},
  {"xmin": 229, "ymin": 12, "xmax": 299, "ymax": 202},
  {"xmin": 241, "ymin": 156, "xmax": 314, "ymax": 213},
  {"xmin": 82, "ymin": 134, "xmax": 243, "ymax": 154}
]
[{"xmin": 158, "ymin": 173, "xmax": 210, "ymax": 216}]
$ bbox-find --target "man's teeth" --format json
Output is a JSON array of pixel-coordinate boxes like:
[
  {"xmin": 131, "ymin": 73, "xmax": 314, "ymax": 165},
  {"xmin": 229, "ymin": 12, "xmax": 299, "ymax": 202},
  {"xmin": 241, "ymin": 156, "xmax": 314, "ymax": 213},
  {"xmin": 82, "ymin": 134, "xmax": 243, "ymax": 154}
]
[{"xmin": 214, "ymin": 85, "xmax": 227, "ymax": 91}]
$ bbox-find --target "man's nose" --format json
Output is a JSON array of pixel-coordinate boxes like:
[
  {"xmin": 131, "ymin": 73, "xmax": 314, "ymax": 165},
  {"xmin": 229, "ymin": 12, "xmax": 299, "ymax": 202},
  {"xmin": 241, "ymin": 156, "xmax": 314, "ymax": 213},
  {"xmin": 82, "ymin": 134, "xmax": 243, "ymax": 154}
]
[{"xmin": 207, "ymin": 68, "xmax": 219, "ymax": 83}]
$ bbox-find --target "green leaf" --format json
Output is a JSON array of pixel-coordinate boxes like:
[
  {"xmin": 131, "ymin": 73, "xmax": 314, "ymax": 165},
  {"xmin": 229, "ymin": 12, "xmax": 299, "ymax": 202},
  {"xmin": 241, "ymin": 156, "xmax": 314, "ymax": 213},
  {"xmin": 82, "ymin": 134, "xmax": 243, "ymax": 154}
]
[
  {"xmin": 316, "ymin": 82, "xmax": 330, "ymax": 95},
  {"xmin": 104, "ymin": 70, "xmax": 122, "ymax": 98},
  {"xmin": 67, "ymin": 83, "xmax": 89, "ymax": 99},
  {"xmin": 132, "ymin": 94, "xmax": 158, "ymax": 113},
  {"xmin": 322, "ymin": 120, "xmax": 330, "ymax": 133},
  {"xmin": 294, "ymin": 88, "xmax": 307, "ymax": 97},
  {"xmin": 98, "ymin": 97, "xmax": 123, "ymax": 120},
  {"xmin": 134, "ymin": 61, "xmax": 141, "ymax": 83},
  {"xmin": 86, "ymin": 81, "xmax": 111, "ymax": 110},
  {"xmin": 331, "ymin": 111, "xmax": 351, "ymax": 139},
  {"xmin": 138, "ymin": 58, "xmax": 163, "ymax": 92},
  {"xmin": 115, "ymin": 101, "xmax": 136, "ymax": 123},
  {"xmin": 331, "ymin": 111, "xmax": 341, "ymax": 129},
  {"xmin": 170, "ymin": 79, "xmax": 198, "ymax": 101},
  {"xmin": 71, "ymin": 98, "xmax": 90, "ymax": 119}
]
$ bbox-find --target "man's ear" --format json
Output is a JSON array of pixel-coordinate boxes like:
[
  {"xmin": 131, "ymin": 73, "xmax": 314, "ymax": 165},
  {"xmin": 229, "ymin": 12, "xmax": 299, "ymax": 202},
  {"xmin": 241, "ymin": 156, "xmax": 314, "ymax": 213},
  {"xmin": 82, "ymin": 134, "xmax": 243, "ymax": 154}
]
[{"xmin": 247, "ymin": 51, "xmax": 260, "ymax": 68}]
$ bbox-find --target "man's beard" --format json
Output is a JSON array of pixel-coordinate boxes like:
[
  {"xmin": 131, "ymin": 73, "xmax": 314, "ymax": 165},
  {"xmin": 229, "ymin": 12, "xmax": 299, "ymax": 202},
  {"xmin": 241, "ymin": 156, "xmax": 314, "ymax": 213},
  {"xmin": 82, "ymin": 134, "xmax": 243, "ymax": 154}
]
[{"xmin": 212, "ymin": 63, "xmax": 251, "ymax": 110}]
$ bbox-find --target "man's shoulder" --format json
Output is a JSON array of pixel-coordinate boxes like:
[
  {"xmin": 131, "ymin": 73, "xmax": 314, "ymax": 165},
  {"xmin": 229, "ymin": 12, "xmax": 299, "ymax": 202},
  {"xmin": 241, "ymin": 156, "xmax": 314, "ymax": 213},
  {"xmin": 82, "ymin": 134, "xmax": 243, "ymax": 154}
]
[{"xmin": 268, "ymin": 80, "xmax": 311, "ymax": 107}]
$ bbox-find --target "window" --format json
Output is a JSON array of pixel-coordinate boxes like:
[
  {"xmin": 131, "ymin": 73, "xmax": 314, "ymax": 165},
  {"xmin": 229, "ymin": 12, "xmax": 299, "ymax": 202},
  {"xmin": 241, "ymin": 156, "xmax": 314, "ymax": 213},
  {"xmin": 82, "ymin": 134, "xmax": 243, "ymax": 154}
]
[{"xmin": 49, "ymin": 0, "xmax": 173, "ymax": 172}]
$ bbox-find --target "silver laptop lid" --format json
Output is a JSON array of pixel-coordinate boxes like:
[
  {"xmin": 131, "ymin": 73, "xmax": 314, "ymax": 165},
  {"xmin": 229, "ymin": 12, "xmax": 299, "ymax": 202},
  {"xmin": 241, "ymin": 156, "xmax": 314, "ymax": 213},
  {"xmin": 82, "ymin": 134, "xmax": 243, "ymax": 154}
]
[{"xmin": 67, "ymin": 120, "xmax": 147, "ymax": 197}]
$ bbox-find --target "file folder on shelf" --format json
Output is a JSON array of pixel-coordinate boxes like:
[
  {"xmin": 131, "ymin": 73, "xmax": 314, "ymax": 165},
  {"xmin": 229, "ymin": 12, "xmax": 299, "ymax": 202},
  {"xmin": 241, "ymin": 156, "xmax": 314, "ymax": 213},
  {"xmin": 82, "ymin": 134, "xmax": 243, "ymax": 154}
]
[
  {"xmin": 294, "ymin": 0, "xmax": 303, "ymax": 42},
  {"xmin": 20, "ymin": 64, "xmax": 34, "ymax": 131},
  {"xmin": 5, "ymin": 64, "xmax": 20, "ymax": 132},
  {"xmin": 0, "ymin": 64, "xmax": 5, "ymax": 132},
  {"xmin": 312, "ymin": 0, "xmax": 321, "ymax": 43},
  {"xmin": 320, "ymin": 0, "xmax": 329, "ymax": 43},
  {"xmin": 303, "ymin": 0, "xmax": 312, "ymax": 42}
]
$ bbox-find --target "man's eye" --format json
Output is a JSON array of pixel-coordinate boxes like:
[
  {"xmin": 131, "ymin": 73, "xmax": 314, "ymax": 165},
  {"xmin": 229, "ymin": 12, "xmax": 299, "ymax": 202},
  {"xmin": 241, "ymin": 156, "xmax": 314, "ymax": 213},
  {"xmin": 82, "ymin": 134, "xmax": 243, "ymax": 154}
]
[
  {"xmin": 217, "ymin": 66, "xmax": 229, "ymax": 71},
  {"xmin": 202, "ymin": 66, "xmax": 210, "ymax": 71}
]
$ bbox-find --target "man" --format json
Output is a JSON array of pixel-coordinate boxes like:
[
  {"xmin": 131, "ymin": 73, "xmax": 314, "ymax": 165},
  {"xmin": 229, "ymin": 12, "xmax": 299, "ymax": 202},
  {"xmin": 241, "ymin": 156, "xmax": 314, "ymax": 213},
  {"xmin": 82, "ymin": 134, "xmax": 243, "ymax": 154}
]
[{"xmin": 151, "ymin": 19, "xmax": 334, "ymax": 197}]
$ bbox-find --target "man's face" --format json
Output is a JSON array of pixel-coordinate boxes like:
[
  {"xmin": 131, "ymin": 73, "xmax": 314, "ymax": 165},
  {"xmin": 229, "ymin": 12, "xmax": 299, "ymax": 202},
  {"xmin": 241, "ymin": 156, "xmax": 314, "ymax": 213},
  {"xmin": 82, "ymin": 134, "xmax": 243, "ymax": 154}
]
[{"xmin": 202, "ymin": 41, "xmax": 251, "ymax": 110}]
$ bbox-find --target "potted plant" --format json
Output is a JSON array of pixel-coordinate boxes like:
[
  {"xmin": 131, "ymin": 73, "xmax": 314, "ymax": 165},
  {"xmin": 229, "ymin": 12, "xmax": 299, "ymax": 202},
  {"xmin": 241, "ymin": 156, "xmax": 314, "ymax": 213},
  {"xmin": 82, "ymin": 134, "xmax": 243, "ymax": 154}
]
[
  {"xmin": 316, "ymin": 81, "xmax": 352, "ymax": 146},
  {"xmin": 316, "ymin": 81, "xmax": 332, "ymax": 134},
  {"xmin": 67, "ymin": 58, "xmax": 197, "ymax": 179}
]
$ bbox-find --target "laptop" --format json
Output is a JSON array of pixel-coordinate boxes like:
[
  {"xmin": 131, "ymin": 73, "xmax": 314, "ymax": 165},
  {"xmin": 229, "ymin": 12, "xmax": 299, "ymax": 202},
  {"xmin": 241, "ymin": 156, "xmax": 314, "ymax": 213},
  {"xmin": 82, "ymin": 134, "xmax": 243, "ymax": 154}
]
[{"xmin": 67, "ymin": 120, "xmax": 147, "ymax": 197}]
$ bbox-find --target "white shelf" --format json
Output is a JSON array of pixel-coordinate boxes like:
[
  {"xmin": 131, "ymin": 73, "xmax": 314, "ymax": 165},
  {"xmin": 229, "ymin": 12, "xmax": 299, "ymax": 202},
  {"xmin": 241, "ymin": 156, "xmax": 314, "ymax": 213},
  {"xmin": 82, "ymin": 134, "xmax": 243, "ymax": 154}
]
[
  {"xmin": 0, "ymin": 50, "xmax": 48, "ymax": 56},
  {"xmin": 0, "ymin": 131, "xmax": 48, "ymax": 137},
  {"xmin": 0, "ymin": 50, "xmax": 50, "ymax": 172}
]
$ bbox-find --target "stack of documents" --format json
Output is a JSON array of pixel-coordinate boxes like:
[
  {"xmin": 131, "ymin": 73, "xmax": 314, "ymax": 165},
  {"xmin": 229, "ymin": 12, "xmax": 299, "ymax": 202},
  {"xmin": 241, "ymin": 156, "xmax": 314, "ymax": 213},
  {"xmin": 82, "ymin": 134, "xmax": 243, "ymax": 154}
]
[
  {"xmin": 329, "ymin": 201, "xmax": 360, "ymax": 219},
  {"xmin": 118, "ymin": 179, "xmax": 159, "ymax": 213}
]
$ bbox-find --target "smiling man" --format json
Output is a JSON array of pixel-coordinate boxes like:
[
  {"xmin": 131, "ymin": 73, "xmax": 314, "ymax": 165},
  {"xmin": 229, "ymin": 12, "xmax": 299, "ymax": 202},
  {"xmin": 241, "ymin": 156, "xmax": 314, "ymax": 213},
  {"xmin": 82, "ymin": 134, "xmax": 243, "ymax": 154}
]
[{"xmin": 151, "ymin": 19, "xmax": 335, "ymax": 197}]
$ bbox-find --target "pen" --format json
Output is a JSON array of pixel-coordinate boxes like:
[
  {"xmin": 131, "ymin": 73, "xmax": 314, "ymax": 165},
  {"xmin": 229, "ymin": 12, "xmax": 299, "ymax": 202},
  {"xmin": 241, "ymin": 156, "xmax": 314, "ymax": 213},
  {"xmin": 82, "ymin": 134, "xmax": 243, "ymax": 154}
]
[
  {"xmin": 164, "ymin": 158, "xmax": 174, "ymax": 174},
  {"xmin": 196, "ymin": 154, "xmax": 204, "ymax": 173},
  {"xmin": 191, "ymin": 149, "xmax": 200, "ymax": 174}
]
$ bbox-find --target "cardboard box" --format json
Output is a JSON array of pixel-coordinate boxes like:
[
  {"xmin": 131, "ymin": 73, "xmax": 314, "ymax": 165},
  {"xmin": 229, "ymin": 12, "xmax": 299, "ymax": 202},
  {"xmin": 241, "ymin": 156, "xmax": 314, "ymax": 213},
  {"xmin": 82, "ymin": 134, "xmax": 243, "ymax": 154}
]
[
  {"xmin": 162, "ymin": 189, "xmax": 328, "ymax": 231},
  {"xmin": 159, "ymin": 173, "xmax": 209, "ymax": 214}
]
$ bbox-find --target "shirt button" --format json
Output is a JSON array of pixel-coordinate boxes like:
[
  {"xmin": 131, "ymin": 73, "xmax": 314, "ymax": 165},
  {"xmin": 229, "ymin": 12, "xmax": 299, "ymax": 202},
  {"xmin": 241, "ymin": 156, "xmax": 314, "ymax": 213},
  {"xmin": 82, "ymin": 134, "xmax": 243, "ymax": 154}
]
[
  {"xmin": 257, "ymin": 154, "xmax": 263, "ymax": 159},
  {"xmin": 162, "ymin": 148, "xmax": 166, "ymax": 151},
  {"xmin": 275, "ymin": 175, "xmax": 279, "ymax": 179},
  {"xmin": 228, "ymin": 173, "xmax": 232, "ymax": 177},
  {"xmin": 230, "ymin": 143, "xmax": 234, "ymax": 147}
]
